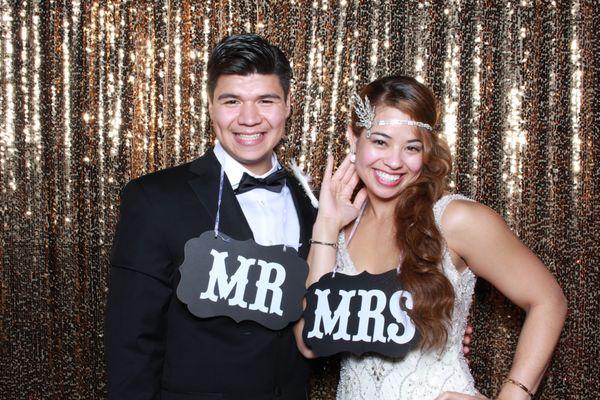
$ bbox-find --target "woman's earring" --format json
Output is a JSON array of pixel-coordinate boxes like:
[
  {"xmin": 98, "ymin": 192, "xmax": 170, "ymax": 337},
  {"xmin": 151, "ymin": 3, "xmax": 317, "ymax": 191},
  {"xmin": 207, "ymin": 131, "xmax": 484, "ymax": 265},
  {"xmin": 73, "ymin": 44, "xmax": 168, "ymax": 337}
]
[{"xmin": 350, "ymin": 152, "xmax": 356, "ymax": 163}]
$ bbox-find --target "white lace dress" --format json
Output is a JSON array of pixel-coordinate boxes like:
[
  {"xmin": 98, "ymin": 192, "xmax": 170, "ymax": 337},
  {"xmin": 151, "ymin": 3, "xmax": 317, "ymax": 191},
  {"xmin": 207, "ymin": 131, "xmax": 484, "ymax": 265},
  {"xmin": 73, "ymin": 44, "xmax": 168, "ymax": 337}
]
[{"xmin": 336, "ymin": 194, "xmax": 478, "ymax": 400}]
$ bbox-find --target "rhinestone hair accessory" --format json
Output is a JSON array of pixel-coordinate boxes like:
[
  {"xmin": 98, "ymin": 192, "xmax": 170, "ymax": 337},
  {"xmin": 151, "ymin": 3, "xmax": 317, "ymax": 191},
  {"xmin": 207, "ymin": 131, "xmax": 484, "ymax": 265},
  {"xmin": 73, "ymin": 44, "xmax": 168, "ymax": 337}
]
[
  {"xmin": 351, "ymin": 92, "xmax": 434, "ymax": 136},
  {"xmin": 377, "ymin": 119, "xmax": 433, "ymax": 131},
  {"xmin": 351, "ymin": 93, "xmax": 375, "ymax": 134}
]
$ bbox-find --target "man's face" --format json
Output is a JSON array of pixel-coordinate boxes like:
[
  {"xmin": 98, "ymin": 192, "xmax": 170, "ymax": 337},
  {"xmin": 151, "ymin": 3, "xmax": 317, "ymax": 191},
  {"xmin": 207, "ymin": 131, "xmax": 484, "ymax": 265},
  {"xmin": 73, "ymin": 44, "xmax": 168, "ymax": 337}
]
[{"xmin": 208, "ymin": 73, "xmax": 290, "ymax": 175}]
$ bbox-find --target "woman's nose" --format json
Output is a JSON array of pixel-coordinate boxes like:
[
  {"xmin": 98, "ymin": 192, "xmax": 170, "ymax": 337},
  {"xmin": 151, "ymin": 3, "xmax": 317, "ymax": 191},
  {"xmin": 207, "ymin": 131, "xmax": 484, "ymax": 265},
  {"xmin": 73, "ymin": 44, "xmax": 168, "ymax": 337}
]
[{"xmin": 384, "ymin": 151, "xmax": 403, "ymax": 169}]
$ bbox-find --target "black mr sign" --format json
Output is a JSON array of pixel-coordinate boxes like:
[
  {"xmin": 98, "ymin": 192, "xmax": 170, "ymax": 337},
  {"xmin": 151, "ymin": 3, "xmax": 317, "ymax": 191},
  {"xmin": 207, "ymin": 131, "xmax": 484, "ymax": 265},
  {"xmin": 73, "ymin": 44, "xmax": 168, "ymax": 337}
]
[
  {"xmin": 177, "ymin": 231, "xmax": 308, "ymax": 330},
  {"xmin": 302, "ymin": 270, "xmax": 420, "ymax": 357}
]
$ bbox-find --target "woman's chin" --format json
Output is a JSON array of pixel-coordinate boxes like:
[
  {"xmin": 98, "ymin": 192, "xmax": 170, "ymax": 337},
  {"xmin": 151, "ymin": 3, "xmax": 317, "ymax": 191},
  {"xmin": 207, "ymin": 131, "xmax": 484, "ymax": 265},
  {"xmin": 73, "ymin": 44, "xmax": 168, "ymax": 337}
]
[{"xmin": 364, "ymin": 186, "xmax": 405, "ymax": 202}]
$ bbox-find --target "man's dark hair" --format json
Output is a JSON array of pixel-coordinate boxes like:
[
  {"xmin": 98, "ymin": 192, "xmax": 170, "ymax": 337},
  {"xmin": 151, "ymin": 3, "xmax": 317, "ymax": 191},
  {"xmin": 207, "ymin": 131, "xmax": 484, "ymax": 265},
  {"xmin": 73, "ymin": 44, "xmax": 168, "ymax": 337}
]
[{"xmin": 207, "ymin": 33, "xmax": 293, "ymax": 99}]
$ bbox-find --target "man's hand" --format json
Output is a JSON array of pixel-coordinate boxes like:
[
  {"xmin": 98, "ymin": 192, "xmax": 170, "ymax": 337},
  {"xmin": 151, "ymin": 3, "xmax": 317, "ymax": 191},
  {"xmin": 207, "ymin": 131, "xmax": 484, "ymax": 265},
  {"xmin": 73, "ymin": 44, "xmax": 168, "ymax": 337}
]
[{"xmin": 462, "ymin": 324, "xmax": 473, "ymax": 358}]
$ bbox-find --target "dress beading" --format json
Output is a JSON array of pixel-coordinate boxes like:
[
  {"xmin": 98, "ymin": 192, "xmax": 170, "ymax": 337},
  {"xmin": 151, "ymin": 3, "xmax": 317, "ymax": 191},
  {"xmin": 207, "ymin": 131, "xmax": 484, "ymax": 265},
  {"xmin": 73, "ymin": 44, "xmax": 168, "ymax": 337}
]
[{"xmin": 336, "ymin": 194, "xmax": 478, "ymax": 400}]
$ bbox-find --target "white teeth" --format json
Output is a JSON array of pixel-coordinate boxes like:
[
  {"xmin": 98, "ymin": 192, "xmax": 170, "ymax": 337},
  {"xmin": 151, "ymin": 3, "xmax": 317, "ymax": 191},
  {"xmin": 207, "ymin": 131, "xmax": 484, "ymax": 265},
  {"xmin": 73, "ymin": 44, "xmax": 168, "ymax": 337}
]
[
  {"xmin": 238, "ymin": 133, "xmax": 261, "ymax": 140},
  {"xmin": 375, "ymin": 170, "xmax": 401, "ymax": 182}
]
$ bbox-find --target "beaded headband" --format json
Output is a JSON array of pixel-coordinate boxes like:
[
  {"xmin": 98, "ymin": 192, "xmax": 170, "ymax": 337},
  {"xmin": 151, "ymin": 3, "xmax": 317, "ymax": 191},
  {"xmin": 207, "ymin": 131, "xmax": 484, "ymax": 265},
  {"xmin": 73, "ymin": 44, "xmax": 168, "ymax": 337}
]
[{"xmin": 351, "ymin": 93, "xmax": 433, "ymax": 137}]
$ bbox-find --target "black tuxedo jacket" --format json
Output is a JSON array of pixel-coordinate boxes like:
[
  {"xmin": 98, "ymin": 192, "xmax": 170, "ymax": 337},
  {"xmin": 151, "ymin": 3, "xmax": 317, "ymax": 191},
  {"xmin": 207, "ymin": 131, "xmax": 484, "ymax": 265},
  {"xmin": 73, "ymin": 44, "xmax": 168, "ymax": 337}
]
[{"xmin": 105, "ymin": 150, "xmax": 317, "ymax": 400}]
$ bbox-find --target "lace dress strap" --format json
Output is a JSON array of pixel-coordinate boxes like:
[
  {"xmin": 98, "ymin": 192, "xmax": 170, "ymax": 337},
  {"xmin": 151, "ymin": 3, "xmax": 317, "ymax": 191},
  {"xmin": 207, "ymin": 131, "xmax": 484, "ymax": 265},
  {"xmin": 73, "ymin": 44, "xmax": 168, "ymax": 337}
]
[{"xmin": 433, "ymin": 194, "xmax": 474, "ymax": 231}]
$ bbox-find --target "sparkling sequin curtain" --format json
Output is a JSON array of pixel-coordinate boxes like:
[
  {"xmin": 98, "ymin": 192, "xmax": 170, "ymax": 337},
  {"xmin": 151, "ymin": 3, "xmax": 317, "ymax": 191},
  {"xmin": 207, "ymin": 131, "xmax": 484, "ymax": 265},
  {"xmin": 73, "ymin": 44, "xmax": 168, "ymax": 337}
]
[{"xmin": 1, "ymin": 1, "xmax": 598, "ymax": 398}]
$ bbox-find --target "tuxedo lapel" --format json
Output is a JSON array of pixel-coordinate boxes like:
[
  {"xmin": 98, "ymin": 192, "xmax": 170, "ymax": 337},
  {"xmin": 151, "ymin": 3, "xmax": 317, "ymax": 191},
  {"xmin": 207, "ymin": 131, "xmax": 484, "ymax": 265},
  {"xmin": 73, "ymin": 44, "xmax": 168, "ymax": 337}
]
[
  {"xmin": 286, "ymin": 172, "xmax": 317, "ymax": 259},
  {"xmin": 188, "ymin": 150, "xmax": 254, "ymax": 241}
]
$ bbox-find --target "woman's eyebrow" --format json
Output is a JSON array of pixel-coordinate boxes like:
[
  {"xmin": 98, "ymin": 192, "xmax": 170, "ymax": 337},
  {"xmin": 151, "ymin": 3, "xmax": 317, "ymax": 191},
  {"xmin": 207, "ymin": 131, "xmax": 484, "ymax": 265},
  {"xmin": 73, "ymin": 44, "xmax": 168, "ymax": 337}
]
[
  {"xmin": 369, "ymin": 132, "xmax": 392, "ymax": 139},
  {"xmin": 369, "ymin": 132, "xmax": 423, "ymax": 144}
]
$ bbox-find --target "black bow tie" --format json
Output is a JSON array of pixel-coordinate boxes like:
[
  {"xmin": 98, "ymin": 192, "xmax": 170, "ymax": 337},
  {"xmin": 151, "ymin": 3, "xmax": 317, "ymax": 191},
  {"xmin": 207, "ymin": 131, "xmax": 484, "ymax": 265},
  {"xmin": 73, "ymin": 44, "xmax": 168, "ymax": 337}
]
[{"xmin": 234, "ymin": 168, "xmax": 287, "ymax": 195}]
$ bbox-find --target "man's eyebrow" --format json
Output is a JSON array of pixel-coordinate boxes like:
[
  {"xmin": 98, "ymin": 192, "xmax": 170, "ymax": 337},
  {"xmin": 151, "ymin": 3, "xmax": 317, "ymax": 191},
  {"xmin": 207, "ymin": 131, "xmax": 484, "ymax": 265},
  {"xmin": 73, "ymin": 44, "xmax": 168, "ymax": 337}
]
[
  {"xmin": 258, "ymin": 94, "xmax": 283, "ymax": 100},
  {"xmin": 217, "ymin": 93, "xmax": 240, "ymax": 100},
  {"xmin": 216, "ymin": 93, "xmax": 283, "ymax": 101}
]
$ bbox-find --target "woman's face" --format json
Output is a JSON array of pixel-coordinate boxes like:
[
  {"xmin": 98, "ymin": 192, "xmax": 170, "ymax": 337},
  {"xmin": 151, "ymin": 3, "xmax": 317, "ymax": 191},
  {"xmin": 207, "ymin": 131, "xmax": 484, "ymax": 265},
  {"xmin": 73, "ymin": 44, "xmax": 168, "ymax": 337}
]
[{"xmin": 349, "ymin": 106, "xmax": 425, "ymax": 202}]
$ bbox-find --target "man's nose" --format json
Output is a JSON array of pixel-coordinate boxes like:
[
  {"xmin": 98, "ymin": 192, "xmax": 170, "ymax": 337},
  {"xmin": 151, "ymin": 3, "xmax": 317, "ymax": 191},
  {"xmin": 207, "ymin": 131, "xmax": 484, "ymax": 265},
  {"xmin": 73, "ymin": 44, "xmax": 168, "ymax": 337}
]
[{"xmin": 238, "ymin": 102, "xmax": 261, "ymax": 125}]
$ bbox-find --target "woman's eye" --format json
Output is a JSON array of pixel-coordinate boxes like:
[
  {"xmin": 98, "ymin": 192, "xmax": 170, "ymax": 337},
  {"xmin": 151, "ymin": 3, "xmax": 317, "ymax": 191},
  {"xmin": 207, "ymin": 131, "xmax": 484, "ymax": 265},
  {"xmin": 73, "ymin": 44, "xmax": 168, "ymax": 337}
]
[
  {"xmin": 406, "ymin": 146, "xmax": 422, "ymax": 152},
  {"xmin": 373, "ymin": 139, "xmax": 386, "ymax": 146}
]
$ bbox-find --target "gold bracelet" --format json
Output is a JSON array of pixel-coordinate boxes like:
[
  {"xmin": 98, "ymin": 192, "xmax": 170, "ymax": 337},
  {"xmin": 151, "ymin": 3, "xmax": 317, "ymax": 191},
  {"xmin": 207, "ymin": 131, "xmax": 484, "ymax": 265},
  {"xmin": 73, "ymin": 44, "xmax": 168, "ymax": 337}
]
[
  {"xmin": 504, "ymin": 377, "xmax": 534, "ymax": 398},
  {"xmin": 309, "ymin": 239, "xmax": 338, "ymax": 249}
]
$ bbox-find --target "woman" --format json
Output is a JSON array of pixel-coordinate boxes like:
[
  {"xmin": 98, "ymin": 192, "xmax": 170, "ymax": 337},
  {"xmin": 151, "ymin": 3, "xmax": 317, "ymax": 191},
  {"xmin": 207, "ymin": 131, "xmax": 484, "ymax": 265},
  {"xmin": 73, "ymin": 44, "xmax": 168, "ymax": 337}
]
[{"xmin": 294, "ymin": 76, "xmax": 567, "ymax": 399}]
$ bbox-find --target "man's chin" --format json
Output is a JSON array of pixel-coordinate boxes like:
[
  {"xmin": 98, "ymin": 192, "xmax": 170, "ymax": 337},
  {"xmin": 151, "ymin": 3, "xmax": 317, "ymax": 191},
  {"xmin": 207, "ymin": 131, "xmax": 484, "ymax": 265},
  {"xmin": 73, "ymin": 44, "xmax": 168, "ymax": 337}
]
[{"xmin": 235, "ymin": 153, "xmax": 274, "ymax": 175}]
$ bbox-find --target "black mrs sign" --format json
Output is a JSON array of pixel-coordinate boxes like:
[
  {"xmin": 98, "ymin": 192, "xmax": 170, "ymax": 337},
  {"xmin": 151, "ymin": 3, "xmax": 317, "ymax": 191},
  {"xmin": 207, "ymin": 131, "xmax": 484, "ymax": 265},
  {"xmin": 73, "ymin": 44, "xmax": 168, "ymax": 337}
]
[
  {"xmin": 177, "ymin": 231, "xmax": 308, "ymax": 330},
  {"xmin": 302, "ymin": 270, "xmax": 420, "ymax": 357}
]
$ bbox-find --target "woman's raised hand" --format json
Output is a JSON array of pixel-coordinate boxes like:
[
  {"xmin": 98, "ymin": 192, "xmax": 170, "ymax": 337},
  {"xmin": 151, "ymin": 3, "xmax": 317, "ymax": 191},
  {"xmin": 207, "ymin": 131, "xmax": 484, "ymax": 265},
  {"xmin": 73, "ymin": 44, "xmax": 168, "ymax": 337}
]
[{"xmin": 316, "ymin": 154, "xmax": 367, "ymax": 231}]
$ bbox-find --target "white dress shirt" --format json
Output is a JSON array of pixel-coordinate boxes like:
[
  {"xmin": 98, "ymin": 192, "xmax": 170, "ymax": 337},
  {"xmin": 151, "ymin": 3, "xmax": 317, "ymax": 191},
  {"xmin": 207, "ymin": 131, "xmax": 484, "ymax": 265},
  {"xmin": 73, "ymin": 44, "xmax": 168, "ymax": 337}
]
[{"xmin": 213, "ymin": 142, "xmax": 301, "ymax": 251}]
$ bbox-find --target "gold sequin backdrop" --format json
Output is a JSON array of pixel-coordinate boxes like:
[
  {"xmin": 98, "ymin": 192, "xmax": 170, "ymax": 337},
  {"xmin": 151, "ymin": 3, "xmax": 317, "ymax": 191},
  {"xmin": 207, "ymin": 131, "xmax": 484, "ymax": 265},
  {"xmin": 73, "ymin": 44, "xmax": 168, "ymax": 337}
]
[{"xmin": 0, "ymin": 0, "xmax": 597, "ymax": 398}]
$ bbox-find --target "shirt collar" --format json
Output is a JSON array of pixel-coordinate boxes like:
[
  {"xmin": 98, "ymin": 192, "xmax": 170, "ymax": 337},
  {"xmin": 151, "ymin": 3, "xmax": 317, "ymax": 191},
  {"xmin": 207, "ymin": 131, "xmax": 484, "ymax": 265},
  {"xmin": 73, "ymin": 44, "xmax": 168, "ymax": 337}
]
[{"xmin": 213, "ymin": 142, "xmax": 281, "ymax": 190}]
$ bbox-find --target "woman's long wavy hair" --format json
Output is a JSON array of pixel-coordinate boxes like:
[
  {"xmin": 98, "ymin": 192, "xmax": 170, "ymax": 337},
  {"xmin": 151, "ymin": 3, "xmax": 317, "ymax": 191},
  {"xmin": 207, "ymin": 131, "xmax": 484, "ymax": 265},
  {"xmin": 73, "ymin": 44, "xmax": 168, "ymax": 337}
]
[{"xmin": 351, "ymin": 75, "xmax": 454, "ymax": 350}]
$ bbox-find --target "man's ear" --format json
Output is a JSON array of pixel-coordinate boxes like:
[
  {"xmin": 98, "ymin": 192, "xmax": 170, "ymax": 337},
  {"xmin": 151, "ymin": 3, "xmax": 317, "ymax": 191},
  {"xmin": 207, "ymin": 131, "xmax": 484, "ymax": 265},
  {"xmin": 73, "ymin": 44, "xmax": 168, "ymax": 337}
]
[
  {"xmin": 207, "ymin": 96, "xmax": 213, "ymax": 119},
  {"xmin": 346, "ymin": 126, "xmax": 357, "ymax": 153}
]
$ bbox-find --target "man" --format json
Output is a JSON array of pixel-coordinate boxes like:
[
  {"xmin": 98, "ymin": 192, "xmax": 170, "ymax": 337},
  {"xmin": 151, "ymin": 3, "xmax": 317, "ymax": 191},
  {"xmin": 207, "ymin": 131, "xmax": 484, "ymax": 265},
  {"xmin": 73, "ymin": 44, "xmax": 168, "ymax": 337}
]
[{"xmin": 105, "ymin": 34, "xmax": 316, "ymax": 400}]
